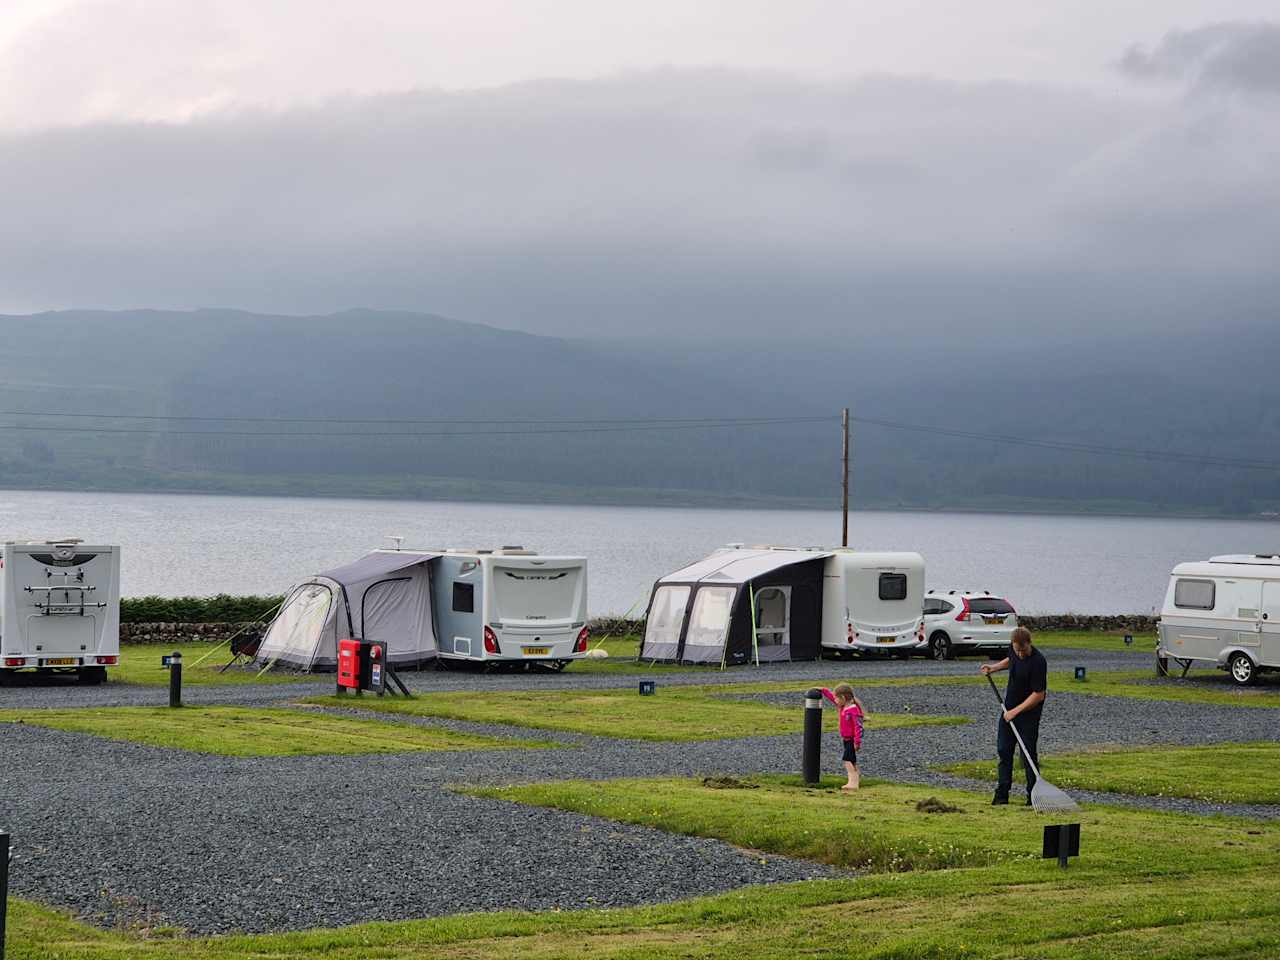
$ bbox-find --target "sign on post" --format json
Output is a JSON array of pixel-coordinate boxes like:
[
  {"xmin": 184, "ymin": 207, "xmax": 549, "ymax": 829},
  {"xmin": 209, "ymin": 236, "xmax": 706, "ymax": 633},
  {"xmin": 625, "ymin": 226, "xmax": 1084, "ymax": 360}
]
[{"xmin": 1043, "ymin": 823, "xmax": 1081, "ymax": 868}]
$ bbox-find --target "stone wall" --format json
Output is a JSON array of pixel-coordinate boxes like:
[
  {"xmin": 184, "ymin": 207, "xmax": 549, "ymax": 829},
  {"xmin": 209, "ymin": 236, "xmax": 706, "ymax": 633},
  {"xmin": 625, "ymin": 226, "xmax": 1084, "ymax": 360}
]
[{"xmin": 120, "ymin": 622, "xmax": 267, "ymax": 645}]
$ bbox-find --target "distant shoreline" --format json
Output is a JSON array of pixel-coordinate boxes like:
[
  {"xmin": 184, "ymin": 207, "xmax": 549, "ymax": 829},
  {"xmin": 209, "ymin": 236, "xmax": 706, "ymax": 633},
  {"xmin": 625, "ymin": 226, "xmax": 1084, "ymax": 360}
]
[{"xmin": 0, "ymin": 481, "xmax": 1267, "ymax": 523}]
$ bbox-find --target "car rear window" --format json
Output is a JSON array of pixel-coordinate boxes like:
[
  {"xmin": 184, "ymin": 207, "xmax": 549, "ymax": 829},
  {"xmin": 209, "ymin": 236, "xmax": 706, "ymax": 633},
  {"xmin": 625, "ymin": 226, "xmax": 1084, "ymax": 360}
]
[
  {"xmin": 879, "ymin": 573, "xmax": 908, "ymax": 601},
  {"xmin": 1173, "ymin": 578, "xmax": 1215, "ymax": 611},
  {"xmin": 968, "ymin": 598, "xmax": 1014, "ymax": 615}
]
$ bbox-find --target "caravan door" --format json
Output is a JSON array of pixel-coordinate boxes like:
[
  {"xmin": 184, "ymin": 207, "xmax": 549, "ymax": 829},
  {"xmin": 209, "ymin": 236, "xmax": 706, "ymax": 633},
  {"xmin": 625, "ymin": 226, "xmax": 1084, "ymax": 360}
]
[{"xmin": 1259, "ymin": 580, "xmax": 1280, "ymax": 669}]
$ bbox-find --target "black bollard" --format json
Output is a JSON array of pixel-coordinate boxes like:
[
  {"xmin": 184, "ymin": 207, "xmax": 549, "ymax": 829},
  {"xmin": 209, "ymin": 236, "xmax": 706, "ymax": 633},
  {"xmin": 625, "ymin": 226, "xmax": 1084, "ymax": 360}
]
[
  {"xmin": 803, "ymin": 687, "xmax": 823, "ymax": 784},
  {"xmin": 169, "ymin": 651, "xmax": 182, "ymax": 708}
]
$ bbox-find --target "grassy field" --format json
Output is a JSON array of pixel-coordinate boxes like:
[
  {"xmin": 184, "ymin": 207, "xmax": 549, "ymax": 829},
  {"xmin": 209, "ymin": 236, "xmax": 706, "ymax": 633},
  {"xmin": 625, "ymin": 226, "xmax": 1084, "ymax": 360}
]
[
  {"xmin": 310, "ymin": 686, "xmax": 965, "ymax": 741},
  {"xmin": 13, "ymin": 778, "xmax": 1280, "ymax": 959},
  {"xmin": 0, "ymin": 706, "xmax": 554, "ymax": 756},
  {"xmin": 109, "ymin": 642, "xmax": 308, "ymax": 686},
  {"xmin": 569, "ymin": 630, "xmax": 1152, "ymax": 676},
  {"xmin": 700, "ymin": 668, "xmax": 1280, "ymax": 709},
  {"xmin": 944, "ymin": 741, "xmax": 1280, "ymax": 805}
]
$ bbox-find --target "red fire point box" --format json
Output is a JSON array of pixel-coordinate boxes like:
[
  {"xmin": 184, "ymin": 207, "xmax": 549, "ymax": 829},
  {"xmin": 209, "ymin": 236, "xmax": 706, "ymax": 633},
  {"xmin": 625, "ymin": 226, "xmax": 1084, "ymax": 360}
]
[
  {"xmin": 361, "ymin": 641, "xmax": 386, "ymax": 694},
  {"xmin": 337, "ymin": 638, "xmax": 361, "ymax": 689}
]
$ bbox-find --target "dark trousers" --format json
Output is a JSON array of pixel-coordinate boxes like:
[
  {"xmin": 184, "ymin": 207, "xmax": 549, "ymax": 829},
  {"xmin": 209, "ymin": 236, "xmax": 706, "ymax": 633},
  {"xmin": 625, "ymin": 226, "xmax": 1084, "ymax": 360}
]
[{"xmin": 996, "ymin": 712, "xmax": 1041, "ymax": 798}]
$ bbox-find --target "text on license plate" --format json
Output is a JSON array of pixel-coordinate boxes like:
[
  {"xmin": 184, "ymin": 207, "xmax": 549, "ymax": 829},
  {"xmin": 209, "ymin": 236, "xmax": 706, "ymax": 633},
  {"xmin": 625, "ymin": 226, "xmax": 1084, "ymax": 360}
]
[
  {"xmin": 522, "ymin": 646, "xmax": 550, "ymax": 656},
  {"xmin": 985, "ymin": 617, "xmax": 1005, "ymax": 625},
  {"xmin": 43, "ymin": 657, "xmax": 78, "ymax": 666},
  {"xmin": 876, "ymin": 636, "xmax": 896, "ymax": 644}
]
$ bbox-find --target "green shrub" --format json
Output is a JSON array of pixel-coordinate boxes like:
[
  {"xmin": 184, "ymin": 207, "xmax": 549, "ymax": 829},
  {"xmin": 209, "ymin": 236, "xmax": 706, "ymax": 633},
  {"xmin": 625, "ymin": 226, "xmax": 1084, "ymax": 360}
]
[{"xmin": 120, "ymin": 594, "xmax": 284, "ymax": 623}]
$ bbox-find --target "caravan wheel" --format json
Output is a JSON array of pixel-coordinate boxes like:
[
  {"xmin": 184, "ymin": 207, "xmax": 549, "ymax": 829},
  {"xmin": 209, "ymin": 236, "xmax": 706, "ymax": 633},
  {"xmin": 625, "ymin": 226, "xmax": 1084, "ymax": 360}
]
[{"xmin": 1229, "ymin": 652, "xmax": 1258, "ymax": 687}]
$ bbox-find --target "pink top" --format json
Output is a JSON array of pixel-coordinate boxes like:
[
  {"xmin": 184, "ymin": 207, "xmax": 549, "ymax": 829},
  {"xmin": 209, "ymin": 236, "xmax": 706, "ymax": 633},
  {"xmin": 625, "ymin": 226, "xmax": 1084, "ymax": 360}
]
[{"xmin": 821, "ymin": 689, "xmax": 864, "ymax": 747}]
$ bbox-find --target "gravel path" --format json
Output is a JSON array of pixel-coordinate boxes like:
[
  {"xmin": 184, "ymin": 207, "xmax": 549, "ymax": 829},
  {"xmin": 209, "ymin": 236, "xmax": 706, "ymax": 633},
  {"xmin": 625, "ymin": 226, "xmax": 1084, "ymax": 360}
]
[{"xmin": 1, "ymin": 646, "xmax": 1275, "ymax": 935}]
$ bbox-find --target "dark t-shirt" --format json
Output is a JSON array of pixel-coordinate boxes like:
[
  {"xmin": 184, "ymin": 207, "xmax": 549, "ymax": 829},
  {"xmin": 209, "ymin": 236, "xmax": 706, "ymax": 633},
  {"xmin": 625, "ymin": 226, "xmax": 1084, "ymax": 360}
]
[{"xmin": 1005, "ymin": 645, "xmax": 1048, "ymax": 719}]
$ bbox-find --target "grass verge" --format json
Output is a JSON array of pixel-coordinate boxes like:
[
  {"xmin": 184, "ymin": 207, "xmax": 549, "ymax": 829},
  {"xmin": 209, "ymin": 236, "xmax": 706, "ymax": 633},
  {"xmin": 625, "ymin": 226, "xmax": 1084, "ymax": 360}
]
[
  {"xmin": 308, "ymin": 685, "xmax": 965, "ymax": 741},
  {"xmin": 109, "ymin": 642, "xmax": 307, "ymax": 686},
  {"xmin": 942, "ymin": 741, "xmax": 1280, "ymax": 805},
  {"xmin": 0, "ymin": 706, "xmax": 555, "ymax": 756},
  {"xmin": 14, "ymin": 779, "xmax": 1280, "ymax": 958}
]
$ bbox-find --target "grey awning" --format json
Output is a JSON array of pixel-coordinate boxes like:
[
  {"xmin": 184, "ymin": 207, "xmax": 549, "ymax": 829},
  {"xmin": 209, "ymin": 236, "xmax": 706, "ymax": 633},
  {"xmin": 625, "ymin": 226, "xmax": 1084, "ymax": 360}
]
[{"xmin": 318, "ymin": 551, "xmax": 437, "ymax": 586}]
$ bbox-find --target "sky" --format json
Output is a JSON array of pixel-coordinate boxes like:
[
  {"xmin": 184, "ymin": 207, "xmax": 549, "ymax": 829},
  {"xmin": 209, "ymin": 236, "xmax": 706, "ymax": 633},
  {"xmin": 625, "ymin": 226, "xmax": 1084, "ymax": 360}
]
[{"xmin": 1, "ymin": 2, "xmax": 1278, "ymax": 338}]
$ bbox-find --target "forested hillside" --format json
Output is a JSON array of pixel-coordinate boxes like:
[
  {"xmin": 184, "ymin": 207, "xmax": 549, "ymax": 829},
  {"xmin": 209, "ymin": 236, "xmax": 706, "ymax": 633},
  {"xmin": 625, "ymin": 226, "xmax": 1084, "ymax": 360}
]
[{"xmin": 0, "ymin": 308, "xmax": 1275, "ymax": 515}]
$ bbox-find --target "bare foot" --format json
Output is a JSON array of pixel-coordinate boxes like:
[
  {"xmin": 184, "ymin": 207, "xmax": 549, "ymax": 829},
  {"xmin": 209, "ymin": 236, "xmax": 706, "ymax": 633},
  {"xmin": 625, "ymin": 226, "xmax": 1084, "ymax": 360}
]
[{"xmin": 841, "ymin": 784, "xmax": 859, "ymax": 791}]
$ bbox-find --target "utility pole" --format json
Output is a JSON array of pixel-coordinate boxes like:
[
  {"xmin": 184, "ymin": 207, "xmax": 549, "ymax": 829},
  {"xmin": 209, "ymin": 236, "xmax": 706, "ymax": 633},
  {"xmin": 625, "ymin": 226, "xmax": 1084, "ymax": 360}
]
[{"xmin": 841, "ymin": 407, "xmax": 850, "ymax": 547}]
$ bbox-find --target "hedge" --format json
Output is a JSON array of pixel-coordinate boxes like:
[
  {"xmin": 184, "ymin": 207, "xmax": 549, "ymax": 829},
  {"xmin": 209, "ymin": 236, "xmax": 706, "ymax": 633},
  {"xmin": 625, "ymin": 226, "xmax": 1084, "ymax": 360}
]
[{"xmin": 121, "ymin": 595, "xmax": 285, "ymax": 624}]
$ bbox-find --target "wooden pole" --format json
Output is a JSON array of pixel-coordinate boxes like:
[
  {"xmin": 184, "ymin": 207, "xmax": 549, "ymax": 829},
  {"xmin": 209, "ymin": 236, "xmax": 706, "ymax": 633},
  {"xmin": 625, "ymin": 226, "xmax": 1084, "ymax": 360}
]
[{"xmin": 841, "ymin": 407, "xmax": 850, "ymax": 547}]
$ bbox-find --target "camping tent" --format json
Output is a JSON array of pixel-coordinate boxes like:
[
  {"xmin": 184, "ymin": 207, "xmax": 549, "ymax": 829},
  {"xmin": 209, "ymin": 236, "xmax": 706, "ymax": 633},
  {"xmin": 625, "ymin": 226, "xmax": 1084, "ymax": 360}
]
[
  {"xmin": 640, "ymin": 547, "xmax": 829, "ymax": 666},
  {"xmin": 255, "ymin": 551, "xmax": 439, "ymax": 670}
]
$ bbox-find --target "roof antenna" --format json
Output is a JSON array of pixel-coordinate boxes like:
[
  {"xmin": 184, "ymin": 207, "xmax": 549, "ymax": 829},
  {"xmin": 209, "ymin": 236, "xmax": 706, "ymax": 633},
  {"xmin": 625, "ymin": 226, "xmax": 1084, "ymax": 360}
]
[{"xmin": 387, "ymin": 535, "xmax": 404, "ymax": 551}]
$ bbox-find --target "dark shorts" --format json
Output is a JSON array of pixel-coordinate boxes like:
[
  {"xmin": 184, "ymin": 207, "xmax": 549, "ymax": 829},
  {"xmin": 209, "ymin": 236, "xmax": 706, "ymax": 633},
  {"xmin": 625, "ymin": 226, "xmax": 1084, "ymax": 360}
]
[{"xmin": 841, "ymin": 739, "xmax": 858, "ymax": 764}]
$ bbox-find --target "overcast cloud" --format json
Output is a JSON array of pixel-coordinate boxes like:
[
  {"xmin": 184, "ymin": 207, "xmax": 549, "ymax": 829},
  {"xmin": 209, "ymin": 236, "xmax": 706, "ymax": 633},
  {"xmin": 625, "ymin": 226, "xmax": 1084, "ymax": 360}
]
[{"xmin": 1, "ymin": 14, "xmax": 1277, "ymax": 339}]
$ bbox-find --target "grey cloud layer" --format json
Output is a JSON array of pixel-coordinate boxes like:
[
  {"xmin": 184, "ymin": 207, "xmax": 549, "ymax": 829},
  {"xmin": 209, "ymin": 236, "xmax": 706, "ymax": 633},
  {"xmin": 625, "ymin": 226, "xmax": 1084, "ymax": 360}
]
[
  {"xmin": 3, "ymin": 44, "xmax": 1278, "ymax": 336},
  {"xmin": 1120, "ymin": 21, "xmax": 1280, "ymax": 93}
]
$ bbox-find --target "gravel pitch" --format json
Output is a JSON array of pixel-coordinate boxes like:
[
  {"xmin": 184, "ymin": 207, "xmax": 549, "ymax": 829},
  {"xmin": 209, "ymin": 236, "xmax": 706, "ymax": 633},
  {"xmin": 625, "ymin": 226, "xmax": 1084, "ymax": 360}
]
[{"xmin": 1, "ymin": 646, "xmax": 1275, "ymax": 935}]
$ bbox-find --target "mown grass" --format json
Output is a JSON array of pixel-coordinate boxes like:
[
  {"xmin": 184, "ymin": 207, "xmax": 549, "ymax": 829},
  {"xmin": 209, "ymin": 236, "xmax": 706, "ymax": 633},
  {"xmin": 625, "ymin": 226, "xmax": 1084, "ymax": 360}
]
[
  {"xmin": 309, "ymin": 684, "xmax": 964, "ymax": 741},
  {"xmin": 0, "ymin": 706, "xmax": 554, "ymax": 756},
  {"xmin": 109, "ymin": 642, "xmax": 307, "ymax": 686},
  {"xmin": 943, "ymin": 741, "xmax": 1280, "ymax": 805},
  {"xmin": 727, "ymin": 669, "xmax": 1280, "ymax": 707},
  {"xmin": 1031, "ymin": 630, "xmax": 1155, "ymax": 653},
  {"xmin": 569, "ymin": 629, "xmax": 1152, "ymax": 675},
  {"xmin": 468, "ymin": 776, "xmax": 1278, "ymax": 874},
  {"xmin": 12, "ymin": 779, "xmax": 1280, "ymax": 959}
]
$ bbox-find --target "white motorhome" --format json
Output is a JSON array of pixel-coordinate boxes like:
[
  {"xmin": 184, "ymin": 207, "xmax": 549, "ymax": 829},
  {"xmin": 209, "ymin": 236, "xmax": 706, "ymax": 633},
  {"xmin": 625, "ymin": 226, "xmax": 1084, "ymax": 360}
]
[
  {"xmin": 1158, "ymin": 554, "xmax": 1280, "ymax": 686},
  {"xmin": 431, "ymin": 547, "xmax": 589, "ymax": 668},
  {"xmin": 820, "ymin": 550, "xmax": 927, "ymax": 657},
  {"xmin": 0, "ymin": 540, "xmax": 120, "ymax": 684}
]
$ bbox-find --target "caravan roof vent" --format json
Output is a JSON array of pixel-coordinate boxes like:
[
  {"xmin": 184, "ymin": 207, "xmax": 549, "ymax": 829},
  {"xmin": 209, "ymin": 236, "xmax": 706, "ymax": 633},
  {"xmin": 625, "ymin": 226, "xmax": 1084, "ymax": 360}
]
[
  {"xmin": 46, "ymin": 538, "xmax": 84, "ymax": 545},
  {"xmin": 495, "ymin": 547, "xmax": 536, "ymax": 555}
]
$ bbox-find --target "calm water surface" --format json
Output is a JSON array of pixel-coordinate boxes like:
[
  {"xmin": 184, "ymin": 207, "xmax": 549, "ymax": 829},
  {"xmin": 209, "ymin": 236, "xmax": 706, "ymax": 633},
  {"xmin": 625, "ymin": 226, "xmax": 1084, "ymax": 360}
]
[{"xmin": 1, "ymin": 490, "xmax": 1276, "ymax": 614}]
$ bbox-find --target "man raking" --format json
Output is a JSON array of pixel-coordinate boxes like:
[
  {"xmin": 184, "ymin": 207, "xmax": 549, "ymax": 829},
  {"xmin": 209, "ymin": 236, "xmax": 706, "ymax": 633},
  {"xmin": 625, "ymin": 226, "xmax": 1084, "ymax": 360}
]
[{"xmin": 980, "ymin": 626, "xmax": 1049, "ymax": 806}]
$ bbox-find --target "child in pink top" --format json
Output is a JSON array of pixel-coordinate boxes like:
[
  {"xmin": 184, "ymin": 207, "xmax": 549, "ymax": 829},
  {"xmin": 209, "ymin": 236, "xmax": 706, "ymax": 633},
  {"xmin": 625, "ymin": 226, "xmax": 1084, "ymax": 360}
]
[{"xmin": 821, "ymin": 684, "xmax": 866, "ymax": 791}]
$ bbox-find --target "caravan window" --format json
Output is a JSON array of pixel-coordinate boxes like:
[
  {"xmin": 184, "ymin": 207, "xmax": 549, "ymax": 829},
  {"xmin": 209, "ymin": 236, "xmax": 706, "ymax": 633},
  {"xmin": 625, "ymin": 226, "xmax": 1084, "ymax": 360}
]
[
  {"xmin": 452, "ymin": 582, "xmax": 475, "ymax": 613},
  {"xmin": 1174, "ymin": 578, "xmax": 1215, "ymax": 611},
  {"xmin": 878, "ymin": 573, "xmax": 908, "ymax": 601}
]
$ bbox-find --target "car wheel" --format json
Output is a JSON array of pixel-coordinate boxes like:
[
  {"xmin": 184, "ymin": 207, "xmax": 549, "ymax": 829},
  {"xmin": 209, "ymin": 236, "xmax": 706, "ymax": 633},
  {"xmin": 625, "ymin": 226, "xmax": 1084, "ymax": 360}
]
[
  {"xmin": 929, "ymin": 632, "xmax": 953, "ymax": 661},
  {"xmin": 1229, "ymin": 652, "xmax": 1257, "ymax": 687}
]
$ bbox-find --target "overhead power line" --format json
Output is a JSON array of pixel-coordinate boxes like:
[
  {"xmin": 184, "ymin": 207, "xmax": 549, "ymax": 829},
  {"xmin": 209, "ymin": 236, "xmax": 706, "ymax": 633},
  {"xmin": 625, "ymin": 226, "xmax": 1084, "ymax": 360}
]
[
  {"xmin": 0, "ymin": 407, "xmax": 1273, "ymax": 472},
  {"xmin": 0, "ymin": 416, "xmax": 833, "ymax": 439}
]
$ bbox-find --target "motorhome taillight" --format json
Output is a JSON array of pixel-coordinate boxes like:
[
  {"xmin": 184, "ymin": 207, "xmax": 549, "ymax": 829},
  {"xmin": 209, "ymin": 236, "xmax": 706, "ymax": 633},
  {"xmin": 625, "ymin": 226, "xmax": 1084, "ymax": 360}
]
[
  {"xmin": 95, "ymin": 656, "xmax": 118, "ymax": 665},
  {"xmin": 956, "ymin": 598, "xmax": 972, "ymax": 622},
  {"xmin": 4, "ymin": 657, "xmax": 25, "ymax": 667},
  {"xmin": 574, "ymin": 627, "xmax": 589, "ymax": 653},
  {"xmin": 483, "ymin": 626, "xmax": 500, "ymax": 655}
]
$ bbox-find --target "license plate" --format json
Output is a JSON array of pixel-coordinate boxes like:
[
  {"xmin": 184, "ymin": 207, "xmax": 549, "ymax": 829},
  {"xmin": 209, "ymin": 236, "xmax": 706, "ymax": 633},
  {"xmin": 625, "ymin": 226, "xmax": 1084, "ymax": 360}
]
[
  {"xmin": 522, "ymin": 646, "xmax": 550, "ymax": 656},
  {"xmin": 984, "ymin": 617, "xmax": 1005, "ymax": 625},
  {"xmin": 876, "ymin": 636, "xmax": 896, "ymax": 644},
  {"xmin": 43, "ymin": 657, "xmax": 78, "ymax": 666}
]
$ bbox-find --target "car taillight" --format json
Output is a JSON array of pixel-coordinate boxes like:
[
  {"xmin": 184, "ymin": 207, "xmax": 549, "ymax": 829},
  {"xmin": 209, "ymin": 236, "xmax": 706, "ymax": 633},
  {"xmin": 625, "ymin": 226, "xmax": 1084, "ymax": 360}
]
[
  {"xmin": 956, "ymin": 598, "xmax": 971, "ymax": 622},
  {"xmin": 4, "ymin": 657, "xmax": 25, "ymax": 667},
  {"xmin": 95, "ymin": 656, "xmax": 118, "ymax": 665},
  {"xmin": 483, "ymin": 626, "xmax": 500, "ymax": 655},
  {"xmin": 574, "ymin": 627, "xmax": 589, "ymax": 653}
]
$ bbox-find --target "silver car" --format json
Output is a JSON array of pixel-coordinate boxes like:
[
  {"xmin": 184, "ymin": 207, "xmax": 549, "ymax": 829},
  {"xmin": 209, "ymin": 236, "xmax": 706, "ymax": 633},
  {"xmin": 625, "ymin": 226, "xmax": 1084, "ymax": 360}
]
[{"xmin": 922, "ymin": 590, "xmax": 1018, "ymax": 660}]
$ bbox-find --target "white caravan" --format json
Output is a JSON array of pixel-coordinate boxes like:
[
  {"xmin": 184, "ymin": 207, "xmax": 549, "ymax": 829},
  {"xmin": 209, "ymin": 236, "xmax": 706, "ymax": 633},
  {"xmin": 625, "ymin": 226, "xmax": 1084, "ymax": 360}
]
[
  {"xmin": 0, "ymin": 540, "xmax": 120, "ymax": 684},
  {"xmin": 1158, "ymin": 554, "xmax": 1280, "ymax": 686},
  {"xmin": 820, "ymin": 550, "xmax": 927, "ymax": 657},
  {"xmin": 431, "ymin": 547, "xmax": 589, "ymax": 668}
]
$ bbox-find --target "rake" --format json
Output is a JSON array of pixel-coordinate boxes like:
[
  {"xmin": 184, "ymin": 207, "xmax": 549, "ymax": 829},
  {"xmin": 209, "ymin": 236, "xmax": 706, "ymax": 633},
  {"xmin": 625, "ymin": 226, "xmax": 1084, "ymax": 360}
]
[{"xmin": 985, "ymin": 673, "xmax": 1079, "ymax": 813}]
